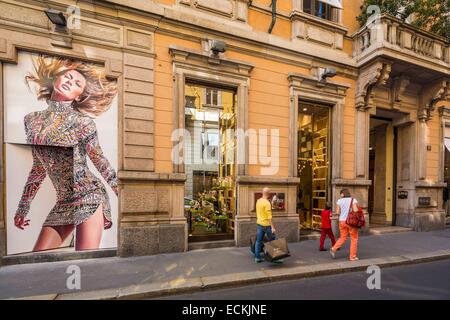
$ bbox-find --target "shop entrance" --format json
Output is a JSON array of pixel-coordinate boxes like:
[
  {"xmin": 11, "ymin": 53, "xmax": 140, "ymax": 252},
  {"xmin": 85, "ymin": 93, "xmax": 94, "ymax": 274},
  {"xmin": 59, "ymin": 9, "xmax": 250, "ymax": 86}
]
[
  {"xmin": 368, "ymin": 116, "xmax": 396, "ymax": 226},
  {"xmin": 297, "ymin": 102, "xmax": 331, "ymax": 230},
  {"xmin": 184, "ymin": 82, "xmax": 237, "ymax": 242}
]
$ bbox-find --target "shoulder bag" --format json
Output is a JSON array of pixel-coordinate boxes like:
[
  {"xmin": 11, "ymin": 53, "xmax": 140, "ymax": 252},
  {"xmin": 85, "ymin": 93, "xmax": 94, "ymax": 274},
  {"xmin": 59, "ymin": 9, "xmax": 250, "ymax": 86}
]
[{"xmin": 345, "ymin": 198, "xmax": 366, "ymax": 228}]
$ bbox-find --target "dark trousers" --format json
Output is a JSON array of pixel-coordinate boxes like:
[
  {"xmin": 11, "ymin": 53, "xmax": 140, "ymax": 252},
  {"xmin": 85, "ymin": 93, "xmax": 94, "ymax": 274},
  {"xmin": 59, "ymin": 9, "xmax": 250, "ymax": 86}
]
[
  {"xmin": 255, "ymin": 225, "xmax": 276, "ymax": 259},
  {"xmin": 320, "ymin": 228, "xmax": 336, "ymax": 250}
]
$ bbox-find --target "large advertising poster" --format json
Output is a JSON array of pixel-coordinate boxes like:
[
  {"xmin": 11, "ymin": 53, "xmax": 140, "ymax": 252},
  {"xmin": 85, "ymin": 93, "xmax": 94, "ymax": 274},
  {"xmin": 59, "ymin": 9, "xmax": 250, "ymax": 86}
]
[{"xmin": 4, "ymin": 52, "xmax": 118, "ymax": 255}]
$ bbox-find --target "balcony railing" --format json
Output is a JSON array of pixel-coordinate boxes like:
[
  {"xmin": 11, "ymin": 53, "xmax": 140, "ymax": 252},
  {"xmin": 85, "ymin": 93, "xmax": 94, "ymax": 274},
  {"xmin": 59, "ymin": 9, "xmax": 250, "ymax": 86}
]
[{"xmin": 353, "ymin": 14, "xmax": 449, "ymax": 68}]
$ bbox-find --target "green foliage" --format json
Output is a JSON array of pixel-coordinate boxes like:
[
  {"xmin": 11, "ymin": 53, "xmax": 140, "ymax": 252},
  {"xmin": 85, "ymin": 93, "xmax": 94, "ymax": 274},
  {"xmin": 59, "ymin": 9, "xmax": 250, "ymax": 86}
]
[{"xmin": 357, "ymin": 0, "xmax": 450, "ymax": 40}]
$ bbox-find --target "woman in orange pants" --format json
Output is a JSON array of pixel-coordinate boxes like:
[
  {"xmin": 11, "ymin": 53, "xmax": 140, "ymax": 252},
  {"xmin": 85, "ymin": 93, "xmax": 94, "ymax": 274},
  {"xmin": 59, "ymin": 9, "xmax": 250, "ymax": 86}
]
[{"xmin": 329, "ymin": 189, "xmax": 359, "ymax": 261}]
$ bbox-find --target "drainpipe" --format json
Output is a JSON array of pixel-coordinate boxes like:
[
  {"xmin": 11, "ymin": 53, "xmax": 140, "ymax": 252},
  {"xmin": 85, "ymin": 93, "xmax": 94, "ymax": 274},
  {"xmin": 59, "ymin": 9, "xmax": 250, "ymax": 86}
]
[{"xmin": 268, "ymin": 0, "xmax": 277, "ymax": 34}]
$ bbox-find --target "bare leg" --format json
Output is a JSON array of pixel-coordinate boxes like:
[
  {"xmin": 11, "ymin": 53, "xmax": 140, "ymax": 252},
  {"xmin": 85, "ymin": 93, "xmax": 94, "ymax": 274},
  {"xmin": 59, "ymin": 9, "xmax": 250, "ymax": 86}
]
[
  {"xmin": 33, "ymin": 225, "xmax": 75, "ymax": 252},
  {"xmin": 75, "ymin": 204, "xmax": 103, "ymax": 251}
]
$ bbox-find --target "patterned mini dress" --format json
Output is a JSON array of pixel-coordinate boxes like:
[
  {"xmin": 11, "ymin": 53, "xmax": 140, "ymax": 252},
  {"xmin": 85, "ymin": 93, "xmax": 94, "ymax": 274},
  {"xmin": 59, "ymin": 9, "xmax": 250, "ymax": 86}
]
[{"xmin": 15, "ymin": 100, "xmax": 118, "ymax": 229}]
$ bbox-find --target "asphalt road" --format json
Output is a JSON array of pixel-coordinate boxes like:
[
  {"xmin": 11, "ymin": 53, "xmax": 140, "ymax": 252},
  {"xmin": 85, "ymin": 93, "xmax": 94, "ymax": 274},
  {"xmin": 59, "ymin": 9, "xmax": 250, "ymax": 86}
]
[{"xmin": 155, "ymin": 259, "xmax": 450, "ymax": 300}]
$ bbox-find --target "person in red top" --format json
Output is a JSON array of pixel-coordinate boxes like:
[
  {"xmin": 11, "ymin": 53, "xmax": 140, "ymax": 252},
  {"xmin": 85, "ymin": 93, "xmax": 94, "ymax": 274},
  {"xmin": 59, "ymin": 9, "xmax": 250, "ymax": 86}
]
[{"xmin": 319, "ymin": 202, "xmax": 336, "ymax": 251}]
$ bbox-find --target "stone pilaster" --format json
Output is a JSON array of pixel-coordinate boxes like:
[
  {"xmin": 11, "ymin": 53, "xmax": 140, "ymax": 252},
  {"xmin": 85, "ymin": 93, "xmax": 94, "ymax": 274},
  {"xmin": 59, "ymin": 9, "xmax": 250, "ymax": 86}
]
[
  {"xmin": 355, "ymin": 107, "xmax": 370, "ymax": 179},
  {"xmin": 235, "ymin": 176, "xmax": 300, "ymax": 247},
  {"xmin": 118, "ymin": 173, "xmax": 187, "ymax": 257},
  {"xmin": 416, "ymin": 118, "xmax": 428, "ymax": 181},
  {"xmin": 414, "ymin": 182, "xmax": 446, "ymax": 231},
  {"xmin": 0, "ymin": 62, "xmax": 5, "ymax": 265},
  {"xmin": 331, "ymin": 179, "xmax": 371, "ymax": 235}
]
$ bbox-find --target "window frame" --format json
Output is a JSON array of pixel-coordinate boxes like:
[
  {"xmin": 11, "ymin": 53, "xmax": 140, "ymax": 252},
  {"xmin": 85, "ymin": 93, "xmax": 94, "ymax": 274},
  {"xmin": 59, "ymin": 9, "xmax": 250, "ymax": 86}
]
[{"xmin": 302, "ymin": 0, "xmax": 339, "ymax": 23}]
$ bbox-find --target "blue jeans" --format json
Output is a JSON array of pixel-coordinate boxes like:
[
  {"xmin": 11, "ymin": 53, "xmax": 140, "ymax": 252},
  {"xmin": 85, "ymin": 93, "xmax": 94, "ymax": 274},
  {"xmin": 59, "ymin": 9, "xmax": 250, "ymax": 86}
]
[{"xmin": 255, "ymin": 225, "xmax": 276, "ymax": 259}]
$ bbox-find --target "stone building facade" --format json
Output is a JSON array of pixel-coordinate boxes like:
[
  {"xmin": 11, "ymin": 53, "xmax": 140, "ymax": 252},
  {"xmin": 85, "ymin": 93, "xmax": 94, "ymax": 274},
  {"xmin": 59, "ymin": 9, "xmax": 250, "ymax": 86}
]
[{"xmin": 0, "ymin": 0, "xmax": 449, "ymax": 263}]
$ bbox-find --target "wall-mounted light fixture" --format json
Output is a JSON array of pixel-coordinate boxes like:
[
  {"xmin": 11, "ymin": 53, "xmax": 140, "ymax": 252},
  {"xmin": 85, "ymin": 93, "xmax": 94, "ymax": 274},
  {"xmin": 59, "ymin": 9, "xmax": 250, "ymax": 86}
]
[
  {"xmin": 319, "ymin": 67, "xmax": 337, "ymax": 81},
  {"xmin": 45, "ymin": 9, "xmax": 67, "ymax": 32},
  {"xmin": 210, "ymin": 40, "xmax": 226, "ymax": 56}
]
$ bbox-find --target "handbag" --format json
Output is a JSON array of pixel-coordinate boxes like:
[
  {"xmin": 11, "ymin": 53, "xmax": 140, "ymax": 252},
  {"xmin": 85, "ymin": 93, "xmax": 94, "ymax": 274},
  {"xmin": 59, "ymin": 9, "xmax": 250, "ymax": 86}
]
[
  {"xmin": 345, "ymin": 198, "xmax": 366, "ymax": 228},
  {"xmin": 263, "ymin": 238, "xmax": 291, "ymax": 262}
]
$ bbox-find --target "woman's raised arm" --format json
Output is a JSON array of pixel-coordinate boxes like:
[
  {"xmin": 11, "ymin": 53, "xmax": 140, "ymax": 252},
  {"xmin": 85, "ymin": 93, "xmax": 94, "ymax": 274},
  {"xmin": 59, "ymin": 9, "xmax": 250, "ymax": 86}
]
[
  {"xmin": 85, "ymin": 122, "xmax": 118, "ymax": 196},
  {"xmin": 15, "ymin": 147, "xmax": 47, "ymax": 225}
]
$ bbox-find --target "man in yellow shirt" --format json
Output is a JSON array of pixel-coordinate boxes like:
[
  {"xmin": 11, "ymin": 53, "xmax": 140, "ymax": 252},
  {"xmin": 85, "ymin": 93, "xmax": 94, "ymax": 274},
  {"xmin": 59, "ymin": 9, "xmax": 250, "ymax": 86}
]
[{"xmin": 255, "ymin": 187, "xmax": 282, "ymax": 263}]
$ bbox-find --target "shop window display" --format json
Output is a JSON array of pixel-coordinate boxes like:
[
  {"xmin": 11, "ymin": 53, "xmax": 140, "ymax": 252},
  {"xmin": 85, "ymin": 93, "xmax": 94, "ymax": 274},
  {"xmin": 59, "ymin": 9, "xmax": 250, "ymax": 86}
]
[
  {"xmin": 297, "ymin": 103, "xmax": 330, "ymax": 230},
  {"xmin": 184, "ymin": 83, "xmax": 237, "ymax": 241}
]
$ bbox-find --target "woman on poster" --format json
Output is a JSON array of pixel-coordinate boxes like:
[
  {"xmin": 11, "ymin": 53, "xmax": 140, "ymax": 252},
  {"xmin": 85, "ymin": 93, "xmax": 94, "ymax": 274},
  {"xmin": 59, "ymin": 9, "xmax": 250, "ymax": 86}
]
[{"xmin": 13, "ymin": 55, "xmax": 118, "ymax": 252}]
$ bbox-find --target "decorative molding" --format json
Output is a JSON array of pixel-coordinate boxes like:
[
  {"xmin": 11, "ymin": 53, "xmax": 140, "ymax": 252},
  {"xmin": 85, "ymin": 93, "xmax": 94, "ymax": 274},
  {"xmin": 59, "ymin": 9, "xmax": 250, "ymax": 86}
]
[
  {"xmin": 0, "ymin": 40, "xmax": 123, "ymax": 79},
  {"xmin": 290, "ymin": 10, "xmax": 348, "ymax": 34},
  {"xmin": 392, "ymin": 75, "xmax": 411, "ymax": 110},
  {"xmin": 439, "ymin": 106, "xmax": 450, "ymax": 119},
  {"xmin": 355, "ymin": 60, "xmax": 392, "ymax": 110},
  {"xmin": 332, "ymin": 179, "xmax": 372, "ymax": 186},
  {"xmin": 118, "ymin": 171, "xmax": 186, "ymax": 182},
  {"xmin": 169, "ymin": 45, "xmax": 254, "ymax": 77},
  {"xmin": 236, "ymin": 175, "xmax": 300, "ymax": 185},
  {"xmin": 124, "ymin": 27, "xmax": 154, "ymax": 53},
  {"xmin": 291, "ymin": 11, "xmax": 347, "ymax": 50},
  {"xmin": 419, "ymin": 78, "xmax": 450, "ymax": 121},
  {"xmin": 178, "ymin": 0, "xmax": 249, "ymax": 22},
  {"xmin": 415, "ymin": 181, "xmax": 447, "ymax": 188},
  {"xmin": 170, "ymin": 45, "xmax": 253, "ymax": 177},
  {"xmin": 288, "ymin": 72, "xmax": 350, "ymax": 99},
  {"xmin": 288, "ymin": 72, "xmax": 349, "ymax": 180}
]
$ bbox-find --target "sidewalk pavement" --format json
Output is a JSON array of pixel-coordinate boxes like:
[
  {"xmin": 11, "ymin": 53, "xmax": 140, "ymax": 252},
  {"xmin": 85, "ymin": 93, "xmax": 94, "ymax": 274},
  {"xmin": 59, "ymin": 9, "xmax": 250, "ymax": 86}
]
[{"xmin": 1, "ymin": 229, "xmax": 450, "ymax": 300}]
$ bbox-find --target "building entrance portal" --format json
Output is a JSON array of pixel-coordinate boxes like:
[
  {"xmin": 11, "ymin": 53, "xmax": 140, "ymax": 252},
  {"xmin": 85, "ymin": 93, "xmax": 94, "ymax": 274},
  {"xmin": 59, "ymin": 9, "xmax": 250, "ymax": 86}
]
[{"xmin": 369, "ymin": 116, "xmax": 396, "ymax": 226}]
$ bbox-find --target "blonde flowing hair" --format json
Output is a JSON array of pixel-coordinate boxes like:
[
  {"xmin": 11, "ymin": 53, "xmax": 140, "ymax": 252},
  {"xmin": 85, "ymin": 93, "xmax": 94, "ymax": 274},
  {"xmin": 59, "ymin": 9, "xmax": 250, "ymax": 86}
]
[{"xmin": 25, "ymin": 55, "xmax": 117, "ymax": 116}]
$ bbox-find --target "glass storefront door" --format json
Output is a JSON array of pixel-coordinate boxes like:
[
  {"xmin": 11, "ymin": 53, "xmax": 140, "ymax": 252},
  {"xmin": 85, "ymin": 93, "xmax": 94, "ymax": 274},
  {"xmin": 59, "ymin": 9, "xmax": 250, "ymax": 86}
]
[
  {"xmin": 184, "ymin": 82, "xmax": 237, "ymax": 241},
  {"xmin": 297, "ymin": 103, "xmax": 331, "ymax": 230}
]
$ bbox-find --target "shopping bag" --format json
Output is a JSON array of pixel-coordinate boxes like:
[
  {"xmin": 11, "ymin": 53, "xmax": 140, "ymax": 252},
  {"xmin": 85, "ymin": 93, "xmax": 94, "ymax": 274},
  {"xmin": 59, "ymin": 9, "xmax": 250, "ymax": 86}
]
[{"xmin": 263, "ymin": 238, "xmax": 290, "ymax": 262}]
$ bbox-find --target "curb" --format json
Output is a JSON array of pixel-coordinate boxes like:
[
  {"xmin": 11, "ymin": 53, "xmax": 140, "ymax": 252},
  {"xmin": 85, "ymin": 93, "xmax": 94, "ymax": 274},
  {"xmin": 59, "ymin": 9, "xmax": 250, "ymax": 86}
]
[{"xmin": 43, "ymin": 249, "xmax": 450, "ymax": 300}]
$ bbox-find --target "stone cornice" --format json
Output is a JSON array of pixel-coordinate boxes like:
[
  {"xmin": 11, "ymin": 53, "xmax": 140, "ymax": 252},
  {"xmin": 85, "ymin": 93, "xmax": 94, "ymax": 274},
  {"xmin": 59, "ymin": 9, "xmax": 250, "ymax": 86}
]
[
  {"xmin": 332, "ymin": 179, "xmax": 372, "ymax": 186},
  {"xmin": 2, "ymin": 0, "xmax": 358, "ymax": 75},
  {"xmin": 169, "ymin": 45, "xmax": 254, "ymax": 77},
  {"xmin": 97, "ymin": 0, "xmax": 357, "ymax": 69},
  {"xmin": 236, "ymin": 175, "xmax": 300, "ymax": 185},
  {"xmin": 415, "ymin": 181, "xmax": 447, "ymax": 188},
  {"xmin": 118, "ymin": 171, "xmax": 187, "ymax": 182},
  {"xmin": 288, "ymin": 72, "xmax": 351, "ymax": 98}
]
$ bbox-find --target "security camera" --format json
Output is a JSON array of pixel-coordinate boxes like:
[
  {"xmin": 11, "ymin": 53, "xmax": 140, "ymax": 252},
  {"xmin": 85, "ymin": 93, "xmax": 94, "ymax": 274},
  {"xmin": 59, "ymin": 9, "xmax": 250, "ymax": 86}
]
[
  {"xmin": 320, "ymin": 67, "xmax": 337, "ymax": 81},
  {"xmin": 210, "ymin": 40, "xmax": 226, "ymax": 55}
]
